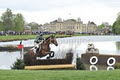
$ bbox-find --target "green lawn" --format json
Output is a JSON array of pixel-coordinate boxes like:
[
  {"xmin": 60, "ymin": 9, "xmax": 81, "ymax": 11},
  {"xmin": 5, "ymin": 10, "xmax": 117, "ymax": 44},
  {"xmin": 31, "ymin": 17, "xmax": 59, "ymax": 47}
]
[
  {"xmin": 0, "ymin": 70, "xmax": 120, "ymax": 80},
  {"xmin": 0, "ymin": 34, "xmax": 107, "ymax": 42},
  {"xmin": 0, "ymin": 34, "xmax": 80, "ymax": 42},
  {"xmin": 0, "ymin": 35, "xmax": 37, "ymax": 41}
]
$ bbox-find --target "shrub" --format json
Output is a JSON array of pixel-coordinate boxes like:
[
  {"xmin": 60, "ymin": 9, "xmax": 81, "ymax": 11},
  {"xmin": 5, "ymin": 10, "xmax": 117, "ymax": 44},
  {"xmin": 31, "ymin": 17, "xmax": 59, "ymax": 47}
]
[
  {"xmin": 11, "ymin": 58, "xmax": 25, "ymax": 70},
  {"xmin": 114, "ymin": 63, "xmax": 120, "ymax": 69},
  {"xmin": 76, "ymin": 57, "xmax": 86, "ymax": 70},
  {"xmin": 6, "ymin": 45, "xmax": 16, "ymax": 49}
]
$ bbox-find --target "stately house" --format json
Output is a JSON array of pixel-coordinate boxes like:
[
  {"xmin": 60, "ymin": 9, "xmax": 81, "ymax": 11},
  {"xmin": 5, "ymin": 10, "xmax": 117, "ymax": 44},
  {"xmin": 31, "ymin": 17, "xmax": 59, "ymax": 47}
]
[{"xmin": 43, "ymin": 18, "xmax": 97, "ymax": 34}]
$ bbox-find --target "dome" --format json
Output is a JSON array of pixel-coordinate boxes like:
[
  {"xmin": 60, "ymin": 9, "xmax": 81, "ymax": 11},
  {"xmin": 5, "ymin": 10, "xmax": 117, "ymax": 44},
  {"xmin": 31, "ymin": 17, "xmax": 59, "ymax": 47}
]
[
  {"xmin": 77, "ymin": 17, "xmax": 81, "ymax": 22},
  {"xmin": 57, "ymin": 18, "xmax": 62, "ymax": 22}
]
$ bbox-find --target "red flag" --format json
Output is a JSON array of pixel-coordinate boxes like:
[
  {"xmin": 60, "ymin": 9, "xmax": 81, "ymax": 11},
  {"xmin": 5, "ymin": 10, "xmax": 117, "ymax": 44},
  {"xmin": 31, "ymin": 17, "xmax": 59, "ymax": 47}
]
[{"xmin": 17, "ymin": 45, "xmax": 24, "ymax": 49}]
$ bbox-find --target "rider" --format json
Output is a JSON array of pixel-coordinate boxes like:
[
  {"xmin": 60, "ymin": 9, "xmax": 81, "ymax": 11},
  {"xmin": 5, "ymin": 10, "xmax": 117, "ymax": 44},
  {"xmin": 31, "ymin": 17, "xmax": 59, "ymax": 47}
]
[{"xmin": 34, "ymin": 33, "xmax": 44, "ymax": 54}]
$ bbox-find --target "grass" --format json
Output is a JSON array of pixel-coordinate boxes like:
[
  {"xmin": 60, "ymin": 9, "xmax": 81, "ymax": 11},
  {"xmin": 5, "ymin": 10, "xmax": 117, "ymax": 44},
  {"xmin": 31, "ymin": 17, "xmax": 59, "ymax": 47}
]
[
  {"xmin": 0, "ymin": 69, "xmax": 120, "ymax": 80},
  {"xmin": 1, "ymin": 34, "xmax": 119, "ymax": 42},
  {"xmin": 0, "ymin": 34, "xmax": 81, "ymax": 42},
  {"xmin": 0, "ymin": 33, "xmax": 108, "ymax": 42},
  {"xmin": 0, "ymin": 35, "xmax": 37, "ymax": 41}
]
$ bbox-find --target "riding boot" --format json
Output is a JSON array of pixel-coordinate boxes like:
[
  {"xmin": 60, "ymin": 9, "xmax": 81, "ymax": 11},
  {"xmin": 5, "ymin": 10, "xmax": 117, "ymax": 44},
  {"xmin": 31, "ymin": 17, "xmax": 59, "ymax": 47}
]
[{"xmin": 36, "ymin": 48, "xmax": 39, "ymax": 54}]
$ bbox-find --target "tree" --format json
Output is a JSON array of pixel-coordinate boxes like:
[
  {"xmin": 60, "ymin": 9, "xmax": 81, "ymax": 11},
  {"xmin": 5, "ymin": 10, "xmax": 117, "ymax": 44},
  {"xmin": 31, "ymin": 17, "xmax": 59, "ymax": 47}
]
[
  {"xmin": 0, "ymin": 21, "xmax": 4, "ymax": 31},
  {"xmin": 98, "ymin": 22, "xmax": 110, "ymax": 29},
  {"xmin": 27, "ymin": 22, "xmax": 41, "ymax": 30},
  {"xmin": 0, "ymin": 8, "xmax": 25, "ymax": 32},
  {"xmin": 98, "ymin": 23, "xmax": 106, "ymax": 29},
  {"xmin": 12, "ymin": 13, "xmax": 25, "ymax": 32},
  {"xmin": 112, "ymin": 14, "xmax": 120, "ymax": 34},
  {"xmin": 1, "ymin": 8, "xmax": 13, "ymax": 31},
  {"xmin": 112, "ymin": 21, "xmax": 116, "ymax": 33}
]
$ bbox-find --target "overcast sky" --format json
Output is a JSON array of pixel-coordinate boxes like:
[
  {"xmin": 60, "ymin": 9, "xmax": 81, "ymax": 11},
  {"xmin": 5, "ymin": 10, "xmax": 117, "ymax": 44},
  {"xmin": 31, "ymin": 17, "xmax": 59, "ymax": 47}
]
[{"xmin": 0, "ymin": 0, "xmax": 120, "ymax": 25}]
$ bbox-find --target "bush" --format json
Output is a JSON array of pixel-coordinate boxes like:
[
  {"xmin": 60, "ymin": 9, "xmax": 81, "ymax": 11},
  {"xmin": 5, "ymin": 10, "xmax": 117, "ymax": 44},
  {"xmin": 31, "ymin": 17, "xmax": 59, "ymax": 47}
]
[
  {"xmin": 114, "ymin": 63, "xmax": 120, "ymax": 69},
  {"xmin": 76, "ymin": 57, "xmax": 86, "ymax": 70},
  {"xmin": 11, "ymin": 58, "xmax": 25, "ymax": 70}
]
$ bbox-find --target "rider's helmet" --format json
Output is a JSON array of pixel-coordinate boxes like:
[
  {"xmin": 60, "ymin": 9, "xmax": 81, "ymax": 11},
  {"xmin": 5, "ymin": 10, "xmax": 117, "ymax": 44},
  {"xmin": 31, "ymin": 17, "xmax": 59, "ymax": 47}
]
[{"xmin": 40, "ymin": 33, "xmax": 43, "ymax": 36}]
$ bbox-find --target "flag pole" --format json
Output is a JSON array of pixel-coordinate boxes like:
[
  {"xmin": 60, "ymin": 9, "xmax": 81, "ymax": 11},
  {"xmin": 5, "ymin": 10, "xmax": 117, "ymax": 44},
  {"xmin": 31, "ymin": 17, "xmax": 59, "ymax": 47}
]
[
  {"xmin": 20, "ymin": 40, "xmax": 24, "ymax": 60},
  {"xmin": 22, "ymin": 47, "xmax": 24, "ymax": 60}
]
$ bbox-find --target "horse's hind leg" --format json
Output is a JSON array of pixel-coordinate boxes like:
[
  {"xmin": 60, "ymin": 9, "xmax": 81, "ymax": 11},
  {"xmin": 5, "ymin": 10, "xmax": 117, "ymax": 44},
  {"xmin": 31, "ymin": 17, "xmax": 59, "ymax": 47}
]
[
  {"xmin": 47, "ymin": 54, "xmax": 51, "ymax": 59},
  {"xmin": 46, "ymin": 51, "xmax": 54, "ymax": 59},
  {"xmin": 50, "ymin": 51, "xmax": 54, "ymax": 57},
  {"xmin": 46, "ymin": 52, "xmax": 51, "ymax": 59}
]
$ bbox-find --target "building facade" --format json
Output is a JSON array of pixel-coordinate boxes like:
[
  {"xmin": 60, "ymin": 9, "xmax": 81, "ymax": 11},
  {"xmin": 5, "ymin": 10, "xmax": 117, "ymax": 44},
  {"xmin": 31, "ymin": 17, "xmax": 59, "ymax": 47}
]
[
  {"xmin": 43, "ymin": 18, "xmax": 97, "ymax": 34},
  {"xmin": 87, "ymin": 21, "xmax": 97, "ymax": 34}
]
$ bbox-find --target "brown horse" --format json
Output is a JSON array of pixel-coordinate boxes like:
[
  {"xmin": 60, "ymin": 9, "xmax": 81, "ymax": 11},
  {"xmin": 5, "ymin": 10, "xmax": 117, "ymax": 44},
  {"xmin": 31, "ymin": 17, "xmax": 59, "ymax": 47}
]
[{"xmin": 24, "ymin": 35, "xmax": 58, "ymax": 62}]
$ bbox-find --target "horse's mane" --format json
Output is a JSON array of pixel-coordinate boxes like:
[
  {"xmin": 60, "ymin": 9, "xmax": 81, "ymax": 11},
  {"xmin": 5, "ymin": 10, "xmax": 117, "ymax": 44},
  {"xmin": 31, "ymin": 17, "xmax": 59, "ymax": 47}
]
[
  {"xmin": 44, "ymin": 35, "xmax": 54, "ymax": 41},
  {"xmin": 45, "ymin": 36, "xmax": 51, "ymax": 41},
  {"xmin": 41, "ymin": 35, "xmax": 54, "ymax": 44}
]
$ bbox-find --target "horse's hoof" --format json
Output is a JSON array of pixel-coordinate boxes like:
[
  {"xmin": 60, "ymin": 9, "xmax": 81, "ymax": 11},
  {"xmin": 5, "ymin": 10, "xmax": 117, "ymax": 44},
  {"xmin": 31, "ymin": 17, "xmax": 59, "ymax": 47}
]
[
  {"xmin": 47, "ymin": 57, "xmax": 50, "ymax": 59},
  {"xmin": 50, "ymin": 52, "xmax": 54, "ymax": 57}
]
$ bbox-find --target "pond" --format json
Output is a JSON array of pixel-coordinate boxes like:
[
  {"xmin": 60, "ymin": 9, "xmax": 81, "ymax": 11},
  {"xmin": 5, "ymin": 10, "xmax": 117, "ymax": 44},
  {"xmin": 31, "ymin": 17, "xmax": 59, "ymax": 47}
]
[{"xmin": 0, "ymin": 35, "xmax": 120, "ymax": 70}]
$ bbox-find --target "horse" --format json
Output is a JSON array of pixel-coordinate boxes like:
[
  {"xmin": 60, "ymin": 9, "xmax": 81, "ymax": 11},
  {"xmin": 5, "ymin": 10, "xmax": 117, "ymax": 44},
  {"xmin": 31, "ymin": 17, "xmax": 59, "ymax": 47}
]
[{"xmin": 24, "ymin": 35, "xmax": 58, "ymax": 64}]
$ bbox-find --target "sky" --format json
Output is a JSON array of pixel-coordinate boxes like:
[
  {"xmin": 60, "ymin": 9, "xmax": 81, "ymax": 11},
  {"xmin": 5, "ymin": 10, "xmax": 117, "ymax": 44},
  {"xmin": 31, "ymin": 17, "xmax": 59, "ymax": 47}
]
[{"xmin": 0, "ymin": 0, "xmax": 120, "ymax": 25}]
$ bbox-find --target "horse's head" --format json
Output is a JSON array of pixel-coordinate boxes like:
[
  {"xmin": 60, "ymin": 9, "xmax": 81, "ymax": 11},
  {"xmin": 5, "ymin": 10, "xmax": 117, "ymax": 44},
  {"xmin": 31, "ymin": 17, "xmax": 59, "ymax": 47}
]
[{"xmin": 50, "ymin": 35, "xmax": 58, "ymax": 46}]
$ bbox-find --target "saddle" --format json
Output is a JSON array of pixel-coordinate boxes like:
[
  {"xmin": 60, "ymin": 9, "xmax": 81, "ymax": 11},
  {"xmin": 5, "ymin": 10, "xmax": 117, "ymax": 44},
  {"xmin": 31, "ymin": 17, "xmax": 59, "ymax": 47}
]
[{"xmin": 34, "ymin": 40, "xmax": 43, "ymax": 54}]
